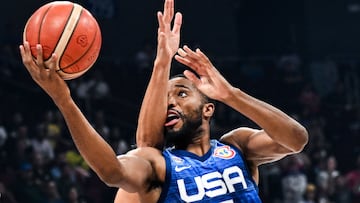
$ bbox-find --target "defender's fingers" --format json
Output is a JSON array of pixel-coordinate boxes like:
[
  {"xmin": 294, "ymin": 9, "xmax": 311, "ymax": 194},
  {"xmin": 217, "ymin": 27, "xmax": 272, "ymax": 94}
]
[
  {"xmin": 168, "ymin": 0, "xmax": 174, "ymax": 21},
  {"xmin": 157, "ymin": 12, "xmax": 165, "ymax": 32},
  {"xmin": 163, "ymin": 0, "xmax": 174, "ymax": 23},
  {"xmin": 172, "ymin": 12, "xmax": 182, "ymax": 34}
]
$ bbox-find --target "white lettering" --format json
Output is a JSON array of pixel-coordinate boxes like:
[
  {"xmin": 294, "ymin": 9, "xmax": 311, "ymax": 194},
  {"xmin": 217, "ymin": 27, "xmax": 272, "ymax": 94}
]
[
  {"xmin": 178, "ymin": 177, "xmax": 205, "ymax": 202},
  {"xmin": 223, "ymin": 166, "xmax": 247, "ymax": 192},
  {"xmin": 202, "ymin": 171, "xmax": 227, "ymax": 197},
  {"xmin": 176, "ymin": 166, "xmax": 248, "ymax": 202},
  {"xmin": 220, "ymin": 200, "xmax": 234, "ymax": 203}
]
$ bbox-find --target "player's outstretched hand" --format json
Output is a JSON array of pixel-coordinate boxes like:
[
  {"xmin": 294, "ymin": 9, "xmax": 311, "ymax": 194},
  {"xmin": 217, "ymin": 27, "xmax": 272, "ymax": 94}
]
[
  {"xmin": 19, "ymin": 41, "xmax": 70, "ymax": 103},
  {"xmin": 175, "ymin": 45, "xmax": 234, "ymax": 102},
  {"xmin": 155, "ymin": 0, "xmax": 182, "ymax": 65}
]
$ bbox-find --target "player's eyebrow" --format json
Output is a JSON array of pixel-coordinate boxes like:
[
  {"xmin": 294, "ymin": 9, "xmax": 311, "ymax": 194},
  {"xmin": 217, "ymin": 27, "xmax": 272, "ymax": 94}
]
[{"xmin": 174, "ymin": 84, "xmax": 192, "ymax": 90}]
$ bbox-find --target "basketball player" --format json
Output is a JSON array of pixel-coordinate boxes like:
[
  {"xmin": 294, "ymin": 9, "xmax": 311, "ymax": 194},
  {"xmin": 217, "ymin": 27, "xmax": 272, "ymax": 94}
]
[
  {"xmin": 20, "ymin": 0, "xmax": 309, "ymax": 202},
  {"xmin": 114, "ymin": 0, "xmax": 309, "ymax": 202}
]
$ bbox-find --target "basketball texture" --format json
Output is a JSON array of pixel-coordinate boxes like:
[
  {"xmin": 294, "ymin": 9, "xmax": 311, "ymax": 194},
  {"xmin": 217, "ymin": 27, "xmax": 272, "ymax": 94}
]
[{"xmin": 23, "ymin": 1, "xmax": 102, "ymax": 80}]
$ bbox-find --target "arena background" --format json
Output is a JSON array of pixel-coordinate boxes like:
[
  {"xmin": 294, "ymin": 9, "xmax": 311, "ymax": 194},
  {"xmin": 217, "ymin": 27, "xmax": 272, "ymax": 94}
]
[{"xmin": 0, "ymin": 0, "xmax": 359, "ymax": 202}]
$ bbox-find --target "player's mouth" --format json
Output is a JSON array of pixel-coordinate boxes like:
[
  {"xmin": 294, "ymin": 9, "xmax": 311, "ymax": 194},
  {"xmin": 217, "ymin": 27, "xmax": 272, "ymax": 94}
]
[{"xmin": 165, "ymin": 109, "xmax": 181, "ymax": 127}]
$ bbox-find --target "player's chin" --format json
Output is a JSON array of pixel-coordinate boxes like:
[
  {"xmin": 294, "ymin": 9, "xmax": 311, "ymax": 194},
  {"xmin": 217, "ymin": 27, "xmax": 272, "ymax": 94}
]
[
  {"xmin": 165, "ymin": 120, "xmax": 183, "ymax": 131},
  {"xmin": 164, "ymin": 126, "xmax": 180, "ymax": 137},
  {"xmin": 165, "ymin": 125, "xmax": 177, "ymax": 133}
]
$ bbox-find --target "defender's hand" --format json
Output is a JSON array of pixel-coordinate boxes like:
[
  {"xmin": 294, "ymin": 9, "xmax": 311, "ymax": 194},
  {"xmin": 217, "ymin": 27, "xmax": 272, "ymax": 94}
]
[{"xmin": 155, "ymin": 0, "xmax": 182, "ymax": 66}]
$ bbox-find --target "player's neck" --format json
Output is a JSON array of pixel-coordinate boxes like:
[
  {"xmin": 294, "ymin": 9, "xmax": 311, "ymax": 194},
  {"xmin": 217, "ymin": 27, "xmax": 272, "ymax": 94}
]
[
  {"xmin": 175, "ymin": 133, "xmax": 211, "ymax": 156},
  {"xmin": 187, "ymin": 140, "xmax": 211, "ymax": 157}
]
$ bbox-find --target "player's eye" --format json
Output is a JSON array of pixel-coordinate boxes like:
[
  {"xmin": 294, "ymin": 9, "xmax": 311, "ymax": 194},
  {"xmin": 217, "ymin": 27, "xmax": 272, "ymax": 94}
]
[{"xmin": 178, "ymin": 91, "xmax": 187, "ymax": 98}]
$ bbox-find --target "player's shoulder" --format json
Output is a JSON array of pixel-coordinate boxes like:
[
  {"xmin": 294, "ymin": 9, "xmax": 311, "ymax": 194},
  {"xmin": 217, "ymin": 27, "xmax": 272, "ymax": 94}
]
[
  {"xmin": 119, "ymin": 147, "xmax": 166, "ymax": 176},
  {"xmin": 126, "ymin": 146, "xmax": 163, "ymax": 158},
  {"xmin": 219, "ymin": 127, "xmax": 261, "ymax": 150},
  {"xmin": 220, "ymin": 127, "xmax": 260, "ymax": 140}
]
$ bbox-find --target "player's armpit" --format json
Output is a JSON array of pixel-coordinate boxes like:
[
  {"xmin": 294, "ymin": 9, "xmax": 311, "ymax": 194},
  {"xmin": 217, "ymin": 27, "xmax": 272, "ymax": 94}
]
[{"xmin": 113, "ymin": 147, "xmax": 165, "ymax": 193}]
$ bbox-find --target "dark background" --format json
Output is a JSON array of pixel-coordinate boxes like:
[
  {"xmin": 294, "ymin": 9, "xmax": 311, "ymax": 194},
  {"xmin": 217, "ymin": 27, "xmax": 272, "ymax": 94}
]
[
  {"xmin": 1, "ymin": 0, "xmax": 360, "ymax": 202},
  {"xmin": 3, "ymin": 0, "xmax": 360, "ymax": 60}
]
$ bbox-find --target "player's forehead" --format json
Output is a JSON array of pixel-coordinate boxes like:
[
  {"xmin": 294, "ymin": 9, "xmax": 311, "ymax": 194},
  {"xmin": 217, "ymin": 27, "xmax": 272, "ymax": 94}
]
[{"xmin": 168, "ymin": 77, "xmax": 195, "ymax": 91}]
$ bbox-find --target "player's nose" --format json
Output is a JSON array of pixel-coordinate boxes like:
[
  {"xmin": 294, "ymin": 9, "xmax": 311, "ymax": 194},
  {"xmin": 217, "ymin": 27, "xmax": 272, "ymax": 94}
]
[{"xmin": 167, "ymin": 95, "xmax": 177, "ymax": 107}]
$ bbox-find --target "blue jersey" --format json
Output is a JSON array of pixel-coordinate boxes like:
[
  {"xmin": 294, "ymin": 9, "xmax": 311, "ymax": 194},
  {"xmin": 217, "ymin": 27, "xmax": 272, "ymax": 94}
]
[{"xmin": 157, "ymin": 140, "xmax": 262, "ymax": 203}]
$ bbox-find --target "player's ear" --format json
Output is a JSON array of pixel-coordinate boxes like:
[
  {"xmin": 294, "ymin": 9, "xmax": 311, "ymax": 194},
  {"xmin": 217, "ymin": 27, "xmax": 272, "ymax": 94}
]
[{"xmin": 203, "ymin": 103, "xmax": 215, "ymax": 118}]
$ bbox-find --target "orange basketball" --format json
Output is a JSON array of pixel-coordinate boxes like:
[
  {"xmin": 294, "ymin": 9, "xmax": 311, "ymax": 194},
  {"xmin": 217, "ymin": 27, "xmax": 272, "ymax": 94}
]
[{"xmin": 23, "ymin": 1, "xmax": 102, "ymax": 80}]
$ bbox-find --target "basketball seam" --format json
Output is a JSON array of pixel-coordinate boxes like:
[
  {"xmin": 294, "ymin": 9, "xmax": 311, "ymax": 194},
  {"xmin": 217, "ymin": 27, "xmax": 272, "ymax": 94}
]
[
  {"xmin": 60, "ymin": 18, "xmax": 98, "ymax": 73},
  {"xmin": 39, "ymin": 4, "xmax": 54, "ymax": 61},
  {"xmin": 23, "ymin": 4, "xmax": 53, "ymax": 61},
  {"xmin": 50, "ymin": 3, "xmax": 83, "ymax": 69}
]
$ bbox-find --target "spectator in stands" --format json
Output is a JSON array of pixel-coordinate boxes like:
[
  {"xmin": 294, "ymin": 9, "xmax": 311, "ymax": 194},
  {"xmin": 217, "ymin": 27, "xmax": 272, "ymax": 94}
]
[
  {"xmin": 13, "ymin": 162, "xmax": 45, "ymax": 203},
  {"xmin": 316, "ymin": 155, "xmax": 340, "ymax": 202},
  {"xmin": 42, "ymin": 180, "xmax": 65, "ymax": 203},
  {"xmin": 346, "ymin": 154, "xmax": 360, "ymax": 203},
  {"xmin": 281, "ymin": 155, "xmax": 307, "ymax": 203},
  {"xmin": 31, "ymin": 124, "xmax": 55, "ymax": 162},
  {"xmin": 303, "ymin": 183, "xmax": 317, "ymax": 203},
  {"xmin": 0, "ymin": 181, "xmax": 18, "ymax": 203}
]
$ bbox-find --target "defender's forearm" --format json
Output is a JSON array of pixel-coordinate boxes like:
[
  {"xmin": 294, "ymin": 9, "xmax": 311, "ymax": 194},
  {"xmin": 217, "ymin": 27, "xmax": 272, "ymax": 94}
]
[{"xmin": 136, "ymin": 59, "xmax": 171, "ymax": 149}]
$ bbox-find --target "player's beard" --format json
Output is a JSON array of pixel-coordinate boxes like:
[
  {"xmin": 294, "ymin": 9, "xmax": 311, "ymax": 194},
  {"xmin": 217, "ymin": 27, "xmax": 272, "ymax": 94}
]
[{"xmin": 165, "ymin": 106, "xmax": 203, "ymax": 148}]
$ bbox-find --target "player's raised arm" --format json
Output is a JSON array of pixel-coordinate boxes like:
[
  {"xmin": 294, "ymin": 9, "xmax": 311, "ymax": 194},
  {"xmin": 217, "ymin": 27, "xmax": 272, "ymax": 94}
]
[
  {"xmin": 19, "ymin": 42, "xmax": 158, "ymax": 190},
  {"xmin": 136, "ymin": 0, "xmax": 182, "ymax": 149},
  {"xmin": 175, "ymin": 46, "xmax": 308, "ymax": 165}
]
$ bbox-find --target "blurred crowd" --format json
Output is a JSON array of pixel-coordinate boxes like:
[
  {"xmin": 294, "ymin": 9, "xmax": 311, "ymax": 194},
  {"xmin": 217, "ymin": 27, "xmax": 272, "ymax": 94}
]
[{"xmin": 1, "ymin": 38, "xmax": 360, "ymax": 203}]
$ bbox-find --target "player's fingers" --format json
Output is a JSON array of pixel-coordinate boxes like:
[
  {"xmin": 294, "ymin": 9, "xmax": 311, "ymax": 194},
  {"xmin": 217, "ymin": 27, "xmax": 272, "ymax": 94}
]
[
  {"xmin": 20, "ymin": 42, "xmax": 39, "ymax": 73},
  {"xmin": 19, "ymin": 42, "xmax": 30, "ymax": 64},
  {"xmin": 174, "ymin": 54, "xmax": 190, "ymax": 66},
  {"xmin": 184, "ymin": 46, "xmax": 212, "ymax": 71},
  {"xmin": 36, "ymin": 44, "xmax": 48, "ymax": 73},
  {"xmin": 182, "ymin": 45, "xmax": 199, "ymax": 59},
  {"xmin": 175, "ymin": 54, "xmax": 200, "ymax": 73},
  {"xmin": 36, "ymin": 44, "xmax": 44, "ymax": 64},
  {"xmin": 172, "ymin": 12, "xmax": 182, "ymax": 35},
  {"xmin": 22, "ymin": 42, "xmax": 33, "ymax": 62},
  {"xmin": 19, "ymin": 44, "xmax": 33, "ymax": 72},
  {"xmin": 181, "ymin": 45, "xmax": 203, "ymax": 68},
  {"xmin": 47, "ymin": 53, "xmax": 57, "ymax": 72},
  {"xmin": 47, "ymin": 53, "xmax": 62, "ymax": 80},
  {"xmin": 178, "ymin": 48, "xmax": 187, "ymax": 57},
  {"xmin": 195, "ymin": 48, "xmax": 211, "ymax": 63}
]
